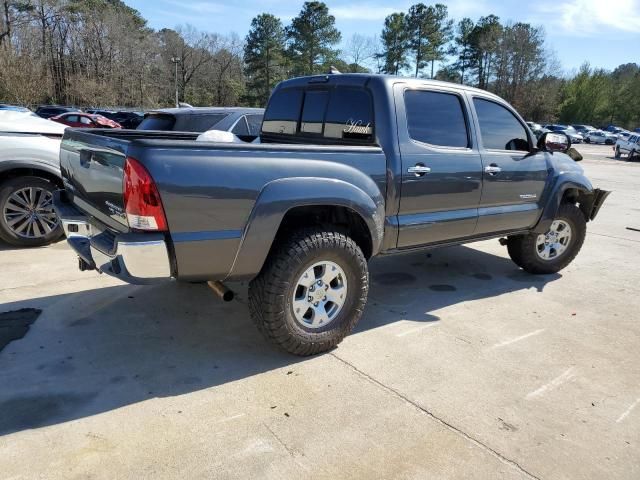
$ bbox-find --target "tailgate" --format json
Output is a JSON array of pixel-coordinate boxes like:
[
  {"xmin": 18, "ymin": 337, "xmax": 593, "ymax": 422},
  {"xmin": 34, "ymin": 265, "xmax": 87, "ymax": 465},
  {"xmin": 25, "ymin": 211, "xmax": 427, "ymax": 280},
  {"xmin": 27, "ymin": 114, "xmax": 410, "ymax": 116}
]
[{"xmin": 60, "ymin": 129, "xmax": 130, "ymax": 231}]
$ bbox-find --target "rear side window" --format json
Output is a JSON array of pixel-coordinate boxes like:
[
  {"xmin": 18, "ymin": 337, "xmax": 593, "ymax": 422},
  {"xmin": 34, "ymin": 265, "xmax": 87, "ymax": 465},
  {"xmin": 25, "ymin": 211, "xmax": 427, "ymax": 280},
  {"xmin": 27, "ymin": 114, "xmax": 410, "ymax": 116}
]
[
  {"xmin": 246, "ymin": 114, "xmax": 263, "ymax": 135},
  {"xmin": 405, "ymin": 90, "xmax": 468, "ymax": 148},
  {"xmin": 174, "ymin": 113, "xmax": 227, "ymax": 132},
  {"xmin": 263, "ymin": 89, "xmax": 304, "ymax": 135},
  {"xmin": 473, "ymin": 98, "xmax": 529, "ymax": 151},
  {"xmin": 324, "ymin": 89, "xmax": 374, "ymax": 142},
  {"xmin": 138, "ymin": 114, "xmax": 176, "ymax": 131},
  {"xmin": 231, "ymin": 117, "xmax": 249, "ymax": 136}
]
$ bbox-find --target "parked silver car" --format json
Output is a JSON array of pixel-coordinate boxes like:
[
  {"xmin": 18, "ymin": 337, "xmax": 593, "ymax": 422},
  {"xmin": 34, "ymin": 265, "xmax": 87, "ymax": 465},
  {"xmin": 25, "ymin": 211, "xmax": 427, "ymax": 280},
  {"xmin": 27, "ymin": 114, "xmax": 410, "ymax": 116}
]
[{"xmin": 584, "ymin": 130, "xmax": 618, "ymax": 145}]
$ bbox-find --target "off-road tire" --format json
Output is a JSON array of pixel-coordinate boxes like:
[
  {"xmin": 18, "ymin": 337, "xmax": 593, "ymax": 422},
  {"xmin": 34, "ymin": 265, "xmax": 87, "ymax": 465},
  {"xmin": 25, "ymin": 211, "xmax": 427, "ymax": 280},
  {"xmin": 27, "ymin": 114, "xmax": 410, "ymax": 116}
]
[
  {"xmin": 248, "ymin": 229, "xmax": 368, "ymax": 356},
  {"xmin": 506, "ymin": 203, "xmax": 586, "ymax": 274},
  {"xmin": 0, "ymin": 176, "xmax": 63, "ymax": 247},
  {"xmin": 630, "ymin": 149, "xmax": 637, "ymax": 161}
]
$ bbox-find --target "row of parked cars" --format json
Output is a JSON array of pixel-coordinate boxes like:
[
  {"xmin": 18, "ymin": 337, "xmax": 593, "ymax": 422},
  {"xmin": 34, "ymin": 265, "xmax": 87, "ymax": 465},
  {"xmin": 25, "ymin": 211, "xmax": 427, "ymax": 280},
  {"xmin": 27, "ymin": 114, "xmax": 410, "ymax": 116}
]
[
  {"xmin": 0, "ymin": 104, "xmax": 264, "ymax": 247},
  {"xmin": 525, "ymin": 122, "xmax": 635, "ymax": 145}
]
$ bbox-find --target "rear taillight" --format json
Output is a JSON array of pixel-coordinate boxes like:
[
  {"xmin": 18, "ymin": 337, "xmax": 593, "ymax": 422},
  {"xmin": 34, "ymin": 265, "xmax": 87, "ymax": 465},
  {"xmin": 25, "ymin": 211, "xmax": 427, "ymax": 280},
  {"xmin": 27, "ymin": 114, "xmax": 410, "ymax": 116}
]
[{"xmin": 123, "ymin": 157, "xmax": 168, "ymax": 231}]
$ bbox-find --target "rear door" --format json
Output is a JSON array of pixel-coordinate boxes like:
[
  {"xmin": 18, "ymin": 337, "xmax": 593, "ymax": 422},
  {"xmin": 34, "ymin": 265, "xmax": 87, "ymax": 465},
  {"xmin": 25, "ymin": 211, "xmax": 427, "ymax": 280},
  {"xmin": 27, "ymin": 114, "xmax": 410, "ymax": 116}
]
[
  {"xmin": 395, "ymin": 84, "xmax": 483, "ymax": 247},
  {"xmin": 471, "ymin": 96, "xmax": 548, "ymax": 235}
]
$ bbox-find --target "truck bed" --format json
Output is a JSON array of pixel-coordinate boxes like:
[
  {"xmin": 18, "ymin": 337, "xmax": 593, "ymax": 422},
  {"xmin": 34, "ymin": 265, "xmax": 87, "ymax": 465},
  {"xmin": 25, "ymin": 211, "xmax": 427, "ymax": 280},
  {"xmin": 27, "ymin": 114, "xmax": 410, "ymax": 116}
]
[{"xmin": 59, "ymin": 128, "xmax": 387, "ymax": 281}]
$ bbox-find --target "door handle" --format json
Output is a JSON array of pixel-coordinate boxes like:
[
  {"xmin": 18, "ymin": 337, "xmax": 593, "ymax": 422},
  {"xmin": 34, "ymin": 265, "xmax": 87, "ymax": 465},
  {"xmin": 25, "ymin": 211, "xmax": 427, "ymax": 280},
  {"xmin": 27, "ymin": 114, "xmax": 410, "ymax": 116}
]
[
  {"xmin": 484, "ymin": 164, "xmax": 502, "ymax": 175},
  {"xmin": 407, "ymin": 164, "xmax": 431, "ymax": 177}
]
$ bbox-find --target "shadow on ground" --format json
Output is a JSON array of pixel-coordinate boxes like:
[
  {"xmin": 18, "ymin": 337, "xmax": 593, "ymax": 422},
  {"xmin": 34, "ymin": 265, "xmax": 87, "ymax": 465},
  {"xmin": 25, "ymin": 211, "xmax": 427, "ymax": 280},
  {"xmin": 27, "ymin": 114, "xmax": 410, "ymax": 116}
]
[{"xmin": 0, "ymin": 244, "xmax": 559, "ymax": 436}]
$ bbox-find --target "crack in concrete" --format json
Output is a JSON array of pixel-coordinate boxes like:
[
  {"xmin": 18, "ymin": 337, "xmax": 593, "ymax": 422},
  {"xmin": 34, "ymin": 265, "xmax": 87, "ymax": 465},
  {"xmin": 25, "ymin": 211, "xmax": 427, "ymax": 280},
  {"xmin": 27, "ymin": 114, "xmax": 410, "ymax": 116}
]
[
  {"xmin": 590, "ymin": 232, "xmax": 640, "ymax": 244},
  {"xmin": 330, "ymin": 352, "xmax": 541, "ymax": 480},
  {"xmin": 262, "ymin": 422, "xmax": 309, "ymax": 472}
]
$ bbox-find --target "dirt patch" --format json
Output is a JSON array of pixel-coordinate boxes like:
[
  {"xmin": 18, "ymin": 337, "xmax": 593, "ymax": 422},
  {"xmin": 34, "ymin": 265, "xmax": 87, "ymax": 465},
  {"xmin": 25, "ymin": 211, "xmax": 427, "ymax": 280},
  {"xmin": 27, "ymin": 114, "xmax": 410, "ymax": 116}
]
[{"xmin": 0, "ymin": 308, "xmax": 42, "ymax": 352}]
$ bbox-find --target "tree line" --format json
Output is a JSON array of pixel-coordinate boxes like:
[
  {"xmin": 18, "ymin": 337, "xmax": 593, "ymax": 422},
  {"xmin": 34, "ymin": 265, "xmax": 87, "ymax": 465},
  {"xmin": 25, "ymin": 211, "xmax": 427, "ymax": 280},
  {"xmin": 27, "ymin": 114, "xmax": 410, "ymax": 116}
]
[{"xmin": 1, "ymin": 0, "xmax": 638, "ymax": 128}]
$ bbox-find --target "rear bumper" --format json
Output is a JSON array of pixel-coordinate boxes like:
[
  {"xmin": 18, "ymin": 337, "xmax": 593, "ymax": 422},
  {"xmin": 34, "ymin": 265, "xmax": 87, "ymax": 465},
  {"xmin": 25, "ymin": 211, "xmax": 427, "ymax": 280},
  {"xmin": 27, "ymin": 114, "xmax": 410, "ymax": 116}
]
[{"xmin": 53, "ymin": 191, "xmax": 173, "ymax": 284}]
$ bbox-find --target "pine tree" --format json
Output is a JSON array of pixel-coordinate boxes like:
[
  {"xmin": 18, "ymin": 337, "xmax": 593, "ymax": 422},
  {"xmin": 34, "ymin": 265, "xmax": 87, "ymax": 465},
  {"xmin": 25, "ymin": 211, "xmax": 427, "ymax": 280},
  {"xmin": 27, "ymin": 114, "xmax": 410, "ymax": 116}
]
[
  {"xmin": 378, "ymin": 12, "xmax": 410, "ymax": 75},
  {"xmin": 244, "ymin": 13, "xmax": 286, "ymax": 106},
  {"xmin": 285, "ymin": 1, "xmax": 341, "ymax": 76}
]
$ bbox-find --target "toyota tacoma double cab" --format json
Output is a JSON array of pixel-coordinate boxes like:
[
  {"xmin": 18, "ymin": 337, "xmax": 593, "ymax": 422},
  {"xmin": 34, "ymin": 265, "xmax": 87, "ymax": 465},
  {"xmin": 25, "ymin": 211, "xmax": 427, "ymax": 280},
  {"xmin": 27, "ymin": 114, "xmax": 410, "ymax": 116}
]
[{"xmin": 53, "ymin": 74, "xmax": 610, "ymax": 355}]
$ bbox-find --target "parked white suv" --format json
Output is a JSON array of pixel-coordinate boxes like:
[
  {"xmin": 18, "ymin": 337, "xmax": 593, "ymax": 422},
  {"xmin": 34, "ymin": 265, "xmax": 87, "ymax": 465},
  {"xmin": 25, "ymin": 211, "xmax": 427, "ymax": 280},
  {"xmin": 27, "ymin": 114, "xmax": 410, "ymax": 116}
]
[
  {"xmin": 614, "ymin": 133, "xmax": 640, "ymax": 160},
  {"xmin": 0, "ymin": 111, "xmax": 66, "ymax": 246}
]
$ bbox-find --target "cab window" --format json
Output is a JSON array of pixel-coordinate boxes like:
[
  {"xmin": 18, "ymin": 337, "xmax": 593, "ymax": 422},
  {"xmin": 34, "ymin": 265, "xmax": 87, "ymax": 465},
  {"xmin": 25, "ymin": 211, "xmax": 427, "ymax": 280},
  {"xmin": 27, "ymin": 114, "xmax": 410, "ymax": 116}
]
[
  {"xmin": 405, "ymin": 90, "xmax": 469, "ymax": 148},
  {"xmin": 473, "ymin": 98, "xmax": 529, "ymax": 151}
]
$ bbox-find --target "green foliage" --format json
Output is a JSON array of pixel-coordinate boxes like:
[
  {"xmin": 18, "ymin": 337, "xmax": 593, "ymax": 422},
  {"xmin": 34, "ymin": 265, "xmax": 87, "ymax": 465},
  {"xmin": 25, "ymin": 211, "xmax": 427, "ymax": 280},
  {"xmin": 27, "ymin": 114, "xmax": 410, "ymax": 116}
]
[
  {"xmin": 378, "ymin": 12, "xmax": 410, "ymax": 75},
  {"xmin": 558, "ymin": 63, "xmax": 640, "ymax": 128},
  {"xmin": 405, "ymin": 3, "xmax": 453, "ymax": 78},
  {"xmin": 285, "ymin": 1, "xmax": 341, "ymax": 76},
  {"xmin": 244, "ymin": 13, "xmax": 286, "ymax": 107}
]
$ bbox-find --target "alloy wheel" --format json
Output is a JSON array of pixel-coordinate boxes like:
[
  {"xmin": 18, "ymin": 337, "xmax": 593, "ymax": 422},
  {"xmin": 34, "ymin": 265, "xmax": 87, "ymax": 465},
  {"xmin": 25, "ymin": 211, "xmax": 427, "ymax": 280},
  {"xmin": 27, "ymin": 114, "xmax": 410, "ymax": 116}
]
[{"xmin": 2, "ymin": 187, "xmax": 59, "ymax": 239}]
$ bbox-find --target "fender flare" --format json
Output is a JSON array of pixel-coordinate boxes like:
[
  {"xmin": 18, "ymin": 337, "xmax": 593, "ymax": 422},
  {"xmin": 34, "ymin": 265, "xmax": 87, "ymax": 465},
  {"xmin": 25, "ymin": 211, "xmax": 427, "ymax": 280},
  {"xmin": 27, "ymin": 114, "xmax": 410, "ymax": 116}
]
[
  {"xmin": 532, "ymin": 172, "xmax": 593, "ymax": 234},
  {"xmin": 226, "ymin": 177, "xmax": 385, "ymax": 281},
  {"xmin": 0, "ymin": 159, "xmax": 62, "ymax": 182}
]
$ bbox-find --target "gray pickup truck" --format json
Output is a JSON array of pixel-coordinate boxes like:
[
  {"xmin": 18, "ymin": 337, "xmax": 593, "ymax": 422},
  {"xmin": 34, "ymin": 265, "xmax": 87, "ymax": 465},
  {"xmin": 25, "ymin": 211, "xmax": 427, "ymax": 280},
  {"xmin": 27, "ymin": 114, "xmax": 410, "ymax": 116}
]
[{"xmin": 54, "ymin": 73, "xmax": 609, "ymax": 355}]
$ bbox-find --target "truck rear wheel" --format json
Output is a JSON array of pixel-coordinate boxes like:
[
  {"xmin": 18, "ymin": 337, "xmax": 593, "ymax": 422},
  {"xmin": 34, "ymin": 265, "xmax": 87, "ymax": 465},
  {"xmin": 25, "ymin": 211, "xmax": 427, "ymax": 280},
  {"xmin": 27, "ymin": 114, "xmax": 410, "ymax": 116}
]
[
  {"xmin": 248, "ymin": 229, "xmax": 368, "ymax": 356},
  {"xmin": 506, "ymin": 203, "xmax": 586, "ymax": 274},
  {"xmin": 0, "ymin": 176, "xmax": 63, "ymax": 247}
]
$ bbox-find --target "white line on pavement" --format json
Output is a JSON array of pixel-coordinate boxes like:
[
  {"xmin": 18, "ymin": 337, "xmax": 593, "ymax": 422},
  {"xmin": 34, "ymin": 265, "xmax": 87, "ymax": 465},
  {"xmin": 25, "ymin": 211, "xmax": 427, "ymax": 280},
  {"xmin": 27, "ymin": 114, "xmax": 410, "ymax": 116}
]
[
  {"xmin": 489, "ymin": 329, "xmax": 546, "ymax": 350},
  {"xmin": 616, "ymin": 398, "xmax": 640, "ymax": 423},
  {"xmin": 526, "ymin": 367, "xmax": 576, "ymax": 400},
  {"xmin": 396, "ymin": 323, "xmax": 438, "ymax": 337}
]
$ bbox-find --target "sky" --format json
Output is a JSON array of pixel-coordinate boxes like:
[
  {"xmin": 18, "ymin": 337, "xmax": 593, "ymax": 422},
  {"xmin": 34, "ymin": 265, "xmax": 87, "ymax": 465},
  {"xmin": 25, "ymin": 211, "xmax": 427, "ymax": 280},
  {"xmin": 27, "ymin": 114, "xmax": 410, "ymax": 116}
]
[{"xmin": 126, "ymin": 0, "xmax": 640, "ymax": 73}]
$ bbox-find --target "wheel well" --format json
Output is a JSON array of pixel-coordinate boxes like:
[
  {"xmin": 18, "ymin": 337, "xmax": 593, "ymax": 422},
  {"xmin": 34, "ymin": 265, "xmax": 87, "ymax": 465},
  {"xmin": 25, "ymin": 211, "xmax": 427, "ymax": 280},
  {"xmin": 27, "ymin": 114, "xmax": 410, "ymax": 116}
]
[
  {"xmin": 562, "ymin": 187, "xmax": 593, "ymax": 221},
  {"xmin": 276, "ymin": 205, "xmax": 373, "ymax": 259},
  {"xmin": 0, "ymin": 168, "xmax": 62, "ymax": 189}
]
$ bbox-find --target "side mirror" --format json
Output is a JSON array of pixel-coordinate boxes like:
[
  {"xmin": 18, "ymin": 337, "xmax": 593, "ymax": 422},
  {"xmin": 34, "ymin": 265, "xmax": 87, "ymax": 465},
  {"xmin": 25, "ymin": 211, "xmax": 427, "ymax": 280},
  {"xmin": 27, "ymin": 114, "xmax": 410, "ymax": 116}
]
[{"xmin": 537, "ymin": 131, "xmax": 571, "ymax": 153}]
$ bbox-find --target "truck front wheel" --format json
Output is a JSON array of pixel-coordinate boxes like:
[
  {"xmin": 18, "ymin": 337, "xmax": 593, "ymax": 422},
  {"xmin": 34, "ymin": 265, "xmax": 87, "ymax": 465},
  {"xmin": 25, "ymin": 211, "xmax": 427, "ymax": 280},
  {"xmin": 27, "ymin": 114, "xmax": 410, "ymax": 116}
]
[
  {"xmin": 506, "ymin": 203, "xmax": 586, "ymax": 274},
  {"xmin": 248, "ymin": 229, "xmax": 368, "ymax": 356}
]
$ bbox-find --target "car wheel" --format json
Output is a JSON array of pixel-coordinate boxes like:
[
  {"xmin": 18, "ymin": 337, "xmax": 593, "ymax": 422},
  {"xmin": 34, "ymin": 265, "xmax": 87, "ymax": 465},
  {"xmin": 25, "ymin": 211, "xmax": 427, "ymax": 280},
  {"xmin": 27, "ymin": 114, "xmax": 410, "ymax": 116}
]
[
  {"xmin": 0, "ymin": 176, "xmax": 63, "ymax": 247},
  {"xmin": 506, "ymin": 203, "xmax": 586, "ymax": 275},
  {"xmin": 249, "ymin": 228, "xmax": 368, "ymax": 356},
  {"xmin": 614, "ymin": 146, "xmax": 621, "ymax": 159},
  {"xmin": 630, "ymin": 150, "xmax": 637, "ymax": 161},
  {"xmin": 585, "ymin": 137, "xmax": 591, "ymax": 143}
]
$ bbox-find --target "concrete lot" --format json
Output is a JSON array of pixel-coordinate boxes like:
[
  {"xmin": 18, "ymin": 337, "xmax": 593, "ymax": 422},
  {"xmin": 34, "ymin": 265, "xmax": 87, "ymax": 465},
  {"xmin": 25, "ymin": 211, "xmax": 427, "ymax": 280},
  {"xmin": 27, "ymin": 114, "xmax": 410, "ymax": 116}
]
[{"xmin": 0, "ymin": 144, "xmax": 638, "ymax": 479}]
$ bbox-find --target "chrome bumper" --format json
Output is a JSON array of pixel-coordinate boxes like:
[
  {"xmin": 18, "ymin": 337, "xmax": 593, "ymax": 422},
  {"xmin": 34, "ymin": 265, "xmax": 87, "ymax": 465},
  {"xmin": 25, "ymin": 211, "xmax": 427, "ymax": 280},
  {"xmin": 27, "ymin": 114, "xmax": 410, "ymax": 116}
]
[{"xmin": 54, "ymin": 192, "xmax": 173, "ymax": 284}]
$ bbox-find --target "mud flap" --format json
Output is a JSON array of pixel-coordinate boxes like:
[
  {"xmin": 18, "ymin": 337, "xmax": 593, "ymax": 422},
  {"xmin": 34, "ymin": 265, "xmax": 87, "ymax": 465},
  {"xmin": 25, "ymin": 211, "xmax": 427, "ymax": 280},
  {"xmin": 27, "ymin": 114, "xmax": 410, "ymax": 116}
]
[{"xmin": 588, "ymin": 188, "xmax": 611, "ymax": 221}]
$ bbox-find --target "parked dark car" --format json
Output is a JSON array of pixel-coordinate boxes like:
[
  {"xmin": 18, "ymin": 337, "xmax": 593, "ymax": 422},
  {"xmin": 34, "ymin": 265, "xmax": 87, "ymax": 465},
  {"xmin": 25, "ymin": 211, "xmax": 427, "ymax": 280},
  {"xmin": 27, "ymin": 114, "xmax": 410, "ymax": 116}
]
[
  {"xmin": 35, "ymin": 105, "xmax": 78, "ymax": 119},
  {"xmin": 137, "ymin": 107, "xmax": 264, "ymax": 142},
  {"xmin": 51, "ymin": 112, "xmax": 121, "ymax": 129},
  {"xmin": 54, "ymin": 73, "xmax": 609, "ymax": 356},
  {"xmin": 571, "ymin": 124, "xmax": 596, "ymax": 135},
  {"xmin": 110, "ymin": 111, "xmax": 144, "ymax": 129}
]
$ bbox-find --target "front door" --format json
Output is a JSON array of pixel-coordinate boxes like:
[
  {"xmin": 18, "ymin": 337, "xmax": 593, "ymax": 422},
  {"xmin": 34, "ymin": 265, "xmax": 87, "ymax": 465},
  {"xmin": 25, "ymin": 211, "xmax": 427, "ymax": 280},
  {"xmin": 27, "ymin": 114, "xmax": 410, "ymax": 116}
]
[
  {"xmin": 394, "ymin": 85, "xmax": 483, "ymax": 248},
  {"xmin": 470, "ymin": 97, "xmax": 548, "ymax": 235}
]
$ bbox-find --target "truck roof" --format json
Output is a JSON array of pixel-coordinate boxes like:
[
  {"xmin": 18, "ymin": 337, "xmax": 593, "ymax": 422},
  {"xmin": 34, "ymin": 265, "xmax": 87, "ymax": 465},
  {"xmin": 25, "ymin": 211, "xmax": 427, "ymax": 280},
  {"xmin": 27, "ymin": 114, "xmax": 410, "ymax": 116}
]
[
  {"xmin": 276, "ymin": 73, "xmax": 503, "ymax": 101},
  {"xmin": 149, "ymin": 107, "xmax": 264, "ymax": 116}
]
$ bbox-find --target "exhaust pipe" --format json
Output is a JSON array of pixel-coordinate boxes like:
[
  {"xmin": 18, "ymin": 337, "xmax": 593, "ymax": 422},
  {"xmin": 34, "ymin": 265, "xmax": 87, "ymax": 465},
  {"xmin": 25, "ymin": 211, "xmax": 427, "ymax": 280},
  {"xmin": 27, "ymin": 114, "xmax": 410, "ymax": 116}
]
[{"xmin": 207, "ymin": 281, "xmax": 234, "ymax": 302}]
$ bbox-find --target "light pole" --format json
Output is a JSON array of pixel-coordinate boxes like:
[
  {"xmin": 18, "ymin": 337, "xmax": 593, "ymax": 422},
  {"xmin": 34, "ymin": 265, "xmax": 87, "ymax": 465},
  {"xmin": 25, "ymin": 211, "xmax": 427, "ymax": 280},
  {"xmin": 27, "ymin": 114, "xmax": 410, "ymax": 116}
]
[{"xmin": 171, "ymin": 57, "xmax": 180, "ymax": 107}]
